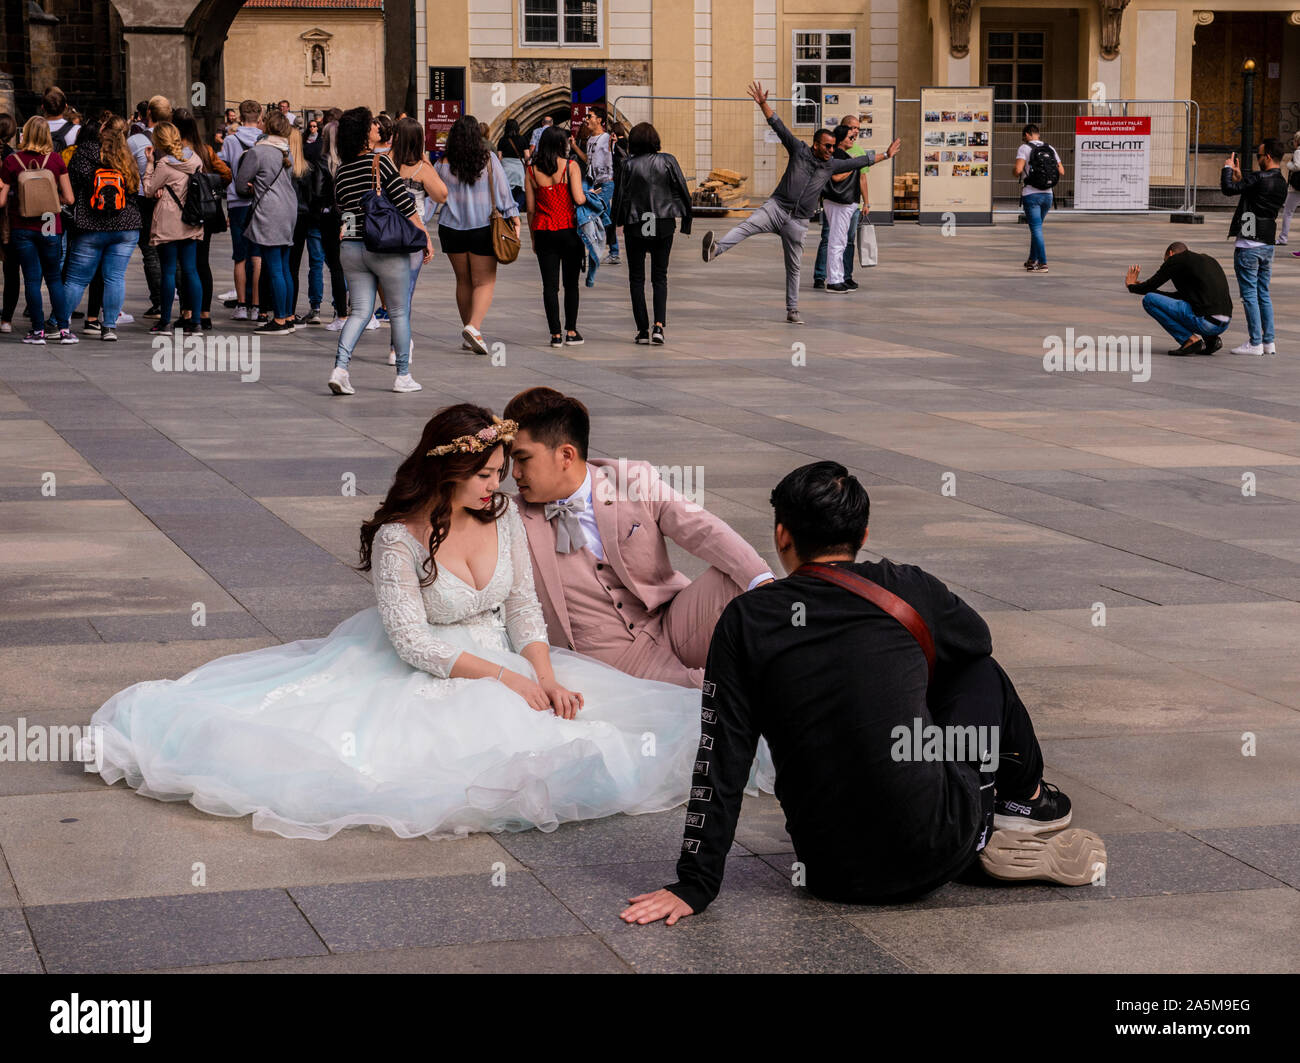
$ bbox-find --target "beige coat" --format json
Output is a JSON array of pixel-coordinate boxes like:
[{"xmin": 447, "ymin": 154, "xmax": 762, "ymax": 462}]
[
  {"xmin": 143, "ymin": 151, "xmax": 203, "ymax": 245},
  {"xmin": 513, "ymin": 457, "xmax": 771, "ymax": 650}
]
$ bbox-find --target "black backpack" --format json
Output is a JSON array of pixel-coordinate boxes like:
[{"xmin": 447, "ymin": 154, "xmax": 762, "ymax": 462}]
[
  {"xmin": 175, "ymin": 170, "xmax": 228, "ymax": 233},
  {"xmin": 1025, "ymin": 142, "xmax": 1060, "ymax": 190}
]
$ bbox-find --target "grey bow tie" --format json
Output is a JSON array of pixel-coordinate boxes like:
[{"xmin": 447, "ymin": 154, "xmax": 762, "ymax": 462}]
[{"xmin": 543, "ymin": 497, "xmax": 589, "ymax": 554}]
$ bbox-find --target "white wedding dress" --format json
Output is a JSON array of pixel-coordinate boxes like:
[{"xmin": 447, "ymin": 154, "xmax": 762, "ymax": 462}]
[{"xmin": 86, "ymin": 504, "xmax": 772, "ymax": 840}]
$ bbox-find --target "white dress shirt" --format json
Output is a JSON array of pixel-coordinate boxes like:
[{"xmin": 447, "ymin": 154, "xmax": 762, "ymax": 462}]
[{"xmin": 559, "ymin": 466, "xmax": 774, "ymax": 589}]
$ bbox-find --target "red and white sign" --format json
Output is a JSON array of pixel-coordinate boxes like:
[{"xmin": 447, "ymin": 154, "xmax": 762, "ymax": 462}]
[
  {"xmin": 1074, "ymin": 116, "xmax": 1151, "ymax": 210},
  {"xmin": 424, "ymin": 100, "xmax": 460, "ymax": 154},
  {"xmin": 570, "ymin": 103, "xmax": 593, "ymax": 139}
]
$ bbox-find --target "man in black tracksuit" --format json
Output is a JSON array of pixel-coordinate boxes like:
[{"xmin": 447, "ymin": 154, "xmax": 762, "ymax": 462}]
[
  {"xmin": 1125, "ymin": 241, "xmax": 1233, "ymax": 356},
  {"xmin": 621, "ymin": 462, "xmax": 1106, "ymax": 925}
]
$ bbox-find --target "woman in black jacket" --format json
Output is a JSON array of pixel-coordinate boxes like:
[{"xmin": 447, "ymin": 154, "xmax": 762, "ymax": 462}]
[{"xmin": 611, "ymin": 122, "xmax": 692, "ymax": 345}]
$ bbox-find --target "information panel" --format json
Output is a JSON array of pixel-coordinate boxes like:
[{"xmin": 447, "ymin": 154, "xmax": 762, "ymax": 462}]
[
  {"xmin": 1074, "ymin": 116, "xmax": 1150, "ymax": 210},
  {"xmin": 918, "ymin": 86, "xmax": 994, "ymax": 226},
  {"xmin": 424, "ymin": 100, "xmax": 460, "ymax": 156},
  {"xmin": 822, "ymin": 86, "xmax": 896, "ymax": 225}
]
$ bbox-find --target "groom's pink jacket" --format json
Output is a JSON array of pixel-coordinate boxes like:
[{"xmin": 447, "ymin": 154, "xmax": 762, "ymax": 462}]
[{"xmin": 513, "ymin": 458, "xmax": 771, "ymax": 651}]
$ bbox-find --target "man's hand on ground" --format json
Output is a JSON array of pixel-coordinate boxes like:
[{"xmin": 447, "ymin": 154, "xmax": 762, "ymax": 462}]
[
  {"xmin": 621, "ymin": 889, "xmax": 695, "ymax": 926},
  {"xmin": 1125, "ymin": 264, "xmax": 1140, "ymax": 286}
]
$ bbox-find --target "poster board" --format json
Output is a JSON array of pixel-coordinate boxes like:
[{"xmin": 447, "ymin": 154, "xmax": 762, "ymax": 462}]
[
  {"xmin": 918, "ymin": 86, "xmax": 994, "ymax": 226},
  {"xmin": 1074, "ymin": 116, "xmax": 1150, "ymax": 210},
  {"xmin": 424, "ymin": 100, "xmax": 460, "ymax": 157},
  {"xmin": 822, "ymin": 86, "xmax": 895, "ymax": 225}
]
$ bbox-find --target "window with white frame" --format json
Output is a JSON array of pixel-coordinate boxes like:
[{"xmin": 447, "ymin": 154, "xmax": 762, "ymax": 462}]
[
  {"xmin": 792, "ymin": 30, "xmax": 854, "ymax": 125},
  {"xmin": 523, "ymin": 0, "xmax": 600, "ymax": 46}
]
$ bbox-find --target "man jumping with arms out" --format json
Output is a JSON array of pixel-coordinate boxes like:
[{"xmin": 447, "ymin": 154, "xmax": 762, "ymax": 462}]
[{"xmin": 700, "ymin": 82, "xmax": 899, "ymax": 324}]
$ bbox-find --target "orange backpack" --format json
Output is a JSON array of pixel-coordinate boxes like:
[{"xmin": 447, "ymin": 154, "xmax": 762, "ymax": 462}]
[{"xmin": 89, "ymin": 168, "xmax": 127, "ymax": 216}]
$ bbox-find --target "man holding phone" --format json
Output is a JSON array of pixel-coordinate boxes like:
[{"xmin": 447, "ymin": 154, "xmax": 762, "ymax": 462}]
[{"xmin": 1221, "ymin": 139, "xmax": 1288, "ymax": 355}]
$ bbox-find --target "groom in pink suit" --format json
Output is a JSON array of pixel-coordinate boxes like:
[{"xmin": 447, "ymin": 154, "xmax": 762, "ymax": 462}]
[{"xmin": 504, "ymin": 387, "xmax": 774, "ymax": 688}]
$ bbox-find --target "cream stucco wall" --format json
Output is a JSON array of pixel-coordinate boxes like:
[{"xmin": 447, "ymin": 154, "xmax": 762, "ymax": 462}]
[{"xmin": 224, "ymin": 10, "xmax": 386, "ymax": 114}]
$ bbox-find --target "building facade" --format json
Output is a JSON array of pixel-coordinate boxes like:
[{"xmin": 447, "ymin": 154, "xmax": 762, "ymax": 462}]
[
  {"xmin": 223, "ymin": 0, "xmax": 387, "ymax": 115},
  {"xmin": 421, "ymin": 0, "xmax": 1300, "ymax": 196}
]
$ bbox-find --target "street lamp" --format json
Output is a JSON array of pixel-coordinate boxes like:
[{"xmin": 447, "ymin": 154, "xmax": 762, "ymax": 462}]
[{"xmin": 1240, "ymin": 58, "xmax": 1256, "ymax": 175}]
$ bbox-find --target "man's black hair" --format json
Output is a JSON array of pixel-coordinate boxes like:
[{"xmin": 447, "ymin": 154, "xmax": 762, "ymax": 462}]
[
  {"xmin": 770, "ymin": 461, "xmax": 870, "ymax": 562},
  {"xmin": 503, "ymin": 387, "xmax": 591, "ymax": 460}
]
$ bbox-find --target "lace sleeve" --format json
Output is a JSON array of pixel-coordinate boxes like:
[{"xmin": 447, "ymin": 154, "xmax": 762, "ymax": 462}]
[
  {"xmin": 502, "ymin": 504, "xmax": 550, "ymax": 653},
  {"xmin": 373, "ymin": 525, "xmax": 464, "ymax": 678}
]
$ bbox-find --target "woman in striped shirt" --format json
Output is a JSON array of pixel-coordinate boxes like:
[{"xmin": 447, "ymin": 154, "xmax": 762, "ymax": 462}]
[{"xmin": 328, "ymin": 106, "xmax": 433, "ymax": 396}]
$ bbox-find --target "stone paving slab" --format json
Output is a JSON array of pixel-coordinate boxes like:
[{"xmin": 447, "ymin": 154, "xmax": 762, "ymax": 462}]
[
  {"xmin": 26, "ymin": 888, "xmax": 328, "ymax": 973},
  {"xmin": 843, "ymin": 889, "xmax": 1300, "ymax": 974},
  {"xmin": 288, "ymin": 872, "xmax": 587, "ymax": 953},
  {"xmin": 148, "ymin": 934, "xmax": 631, "ymax": 974},
  {"xmin": 0, "ymin": 789, "xmax": 520, "ymax": 906}
]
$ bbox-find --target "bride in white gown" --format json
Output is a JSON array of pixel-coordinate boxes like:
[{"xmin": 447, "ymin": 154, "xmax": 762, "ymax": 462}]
[{"xmin": 85, "ymin": 404, "xmax": 764, "ymax": 840}]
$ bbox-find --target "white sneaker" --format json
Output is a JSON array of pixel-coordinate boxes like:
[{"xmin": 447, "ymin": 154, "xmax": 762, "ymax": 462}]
[
  {"xmin": 1263, "ymin": 342, "xmax": 1277, "ymax": 355},
  {"xmin": 59, "ymin": 328, "xmax": 79, "ymax": 345},
  {"xmin": 365, "ymin": 315, "xmax": 380, "ymax": 331},
  {"xmin": 218, "ymin": 289, "xmax": 237, "ymax": 302},
  {"xmin": 0, "ymin": 321, "xmax": 11, "ymax": 333},
  {"xmin": 386, "ymin": 339, "xmax": 415, "ymax": 366},
  {"xmin": 328, "ymin": 366, "xmax": 355, "ymax": 395},
  {"xmin": 1231, "ymin": 341, "xmax": 1264, "ymax": 356},
  {"xmin": 116, "ymin": 311, "xmax": 135, "ymax": 325},
  {"xmin": 392, "ymin": 374, "xmax": 423, "ymax": 393},
  {"xmin": 461, "ymin": 325, "xmax": 489, "ymax": 356},
  {"xmin": 232, "ymin": 306, "xmax": 249, "ymax": 321},
  {"xmin": 325, "ymin": 315, "xmax": 346, "ymax": 332}
]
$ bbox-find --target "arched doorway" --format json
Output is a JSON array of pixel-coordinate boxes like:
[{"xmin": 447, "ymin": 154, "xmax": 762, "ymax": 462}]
[{"xmin": 486, "ymin": 85, "xmax": 633, "ymax": 143}]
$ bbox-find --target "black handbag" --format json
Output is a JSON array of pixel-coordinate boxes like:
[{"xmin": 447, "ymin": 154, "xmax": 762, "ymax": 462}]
[{"xmin": 361, "ymin": 155, "xmax": 425, "ymax": 254}]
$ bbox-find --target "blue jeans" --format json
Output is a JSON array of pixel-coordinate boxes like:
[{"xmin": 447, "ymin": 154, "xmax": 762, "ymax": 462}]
[
  {"xmin": 10, "ymin": 229, "xmax": 67, "ymax": 330},
  {"xmin": 336, "ymin": 240, "xmax": 412, "ymax": 375},
  {"xmin": 1140, "ymin": 292, "xmax": 1230, "ymax": 346},
  {"xmin": 814, "ymin": 207, "xmax": 859, "ymax": 283},
  {"xmin": 62, "ymin": 230, "xmax": 139, "ymax": 329},
  {"xmin": 1233, "ymin": 244, "xmax": 1274, "ymax": 345},
  {"xmin": 306, "ymin": 226, "xmax": 325, "ymax": 309},
  {"xmin": 259, "ymin": 244, "xmax": 293, "ymax": 319},
  {"xmin": 157, "ymin": 239, "xmax": 201, "ymax": 328},
  {"xmin": 1023, "ymin": 193, "xmax": 1052, "ymax": 264}
]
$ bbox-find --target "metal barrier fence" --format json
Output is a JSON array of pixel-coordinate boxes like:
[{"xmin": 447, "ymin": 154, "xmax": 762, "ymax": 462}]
[{"xmin": 614, "ymin": 95, "xmax": 1198, "ymax": 216}]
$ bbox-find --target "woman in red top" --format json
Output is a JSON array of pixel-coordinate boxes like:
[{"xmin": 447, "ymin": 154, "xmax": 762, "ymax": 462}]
[
  {"xmin": 0, "ymin": 116, "xmax": 74, "ymax": 344},
  {"xmin": 525, "ymin": 126, "xmax": 586, "ymax": 348}
]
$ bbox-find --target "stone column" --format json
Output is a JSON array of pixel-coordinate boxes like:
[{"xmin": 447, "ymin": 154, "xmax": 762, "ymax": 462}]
[{"xmin": 123, "ymin": 27, "xmax": 192, "ymax": 114}]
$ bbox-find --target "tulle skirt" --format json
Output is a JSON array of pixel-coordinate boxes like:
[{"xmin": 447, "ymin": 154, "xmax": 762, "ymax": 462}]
[{"xmin": 84, "ymin": 607, "xmax": 772, "ymax": 840}]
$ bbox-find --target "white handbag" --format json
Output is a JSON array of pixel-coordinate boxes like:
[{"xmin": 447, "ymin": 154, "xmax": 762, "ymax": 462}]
[{"xmin": 857, "ymin": 219, "xmax": 878, "ymax": 267}]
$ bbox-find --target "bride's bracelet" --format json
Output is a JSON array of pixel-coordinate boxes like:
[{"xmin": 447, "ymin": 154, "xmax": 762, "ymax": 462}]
[{"xmin": 496, "ymin": 664, "xmax": 504, "ymax": 682}]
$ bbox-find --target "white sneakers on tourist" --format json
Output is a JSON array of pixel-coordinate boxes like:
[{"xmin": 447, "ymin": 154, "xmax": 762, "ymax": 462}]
[
  {"xmin": 116, "ymin": 311, "xmax": 135, "ymax": 325},
  {"xmin": 461, "ymin": 325, "xmax": 489, "ymax": 356},
  {"xmin": 387, "ymin": 338, "xmax": 415, "ymax": 366},
  {"xmin": 328, "ymin": 367, "xmax": 355, "ymax": 395},
  {"xmin": 365, "ymin": 315, "xmax": 380, "ymax": 331},
  {"xmin": 326, "ymin": 315, "xmax": 346, "ymax": 331},
  {"xmin": 392, "ymin": 374, "xmax": 423, "ymax": 393},
  {"xmin": 1231, "ymin": 342, "xmax": 1265, "ymax": 356},
  {"xmin": 232, "ymin": 306, "xmax": 249, "ymax": 321},
  {"xmin": 218, "ymin": 289, "xmax": 237, "ymax": 302},
  {"xmin": 1263, "ymin": 342, "xmax": 1277, "ymax": 355},
  {"xmin": 0, "ymin": 321, "xmax": 10, "ymax": 333}
]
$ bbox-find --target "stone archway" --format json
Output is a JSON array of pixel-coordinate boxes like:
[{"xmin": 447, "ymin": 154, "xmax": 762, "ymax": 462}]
[
  {"xmin": 487, "ymin": 84, "xmax": 634, "ymax": 143},
  {"xmin": 107, "ymin": 0, "xmax": 413, "ymax": 129}
]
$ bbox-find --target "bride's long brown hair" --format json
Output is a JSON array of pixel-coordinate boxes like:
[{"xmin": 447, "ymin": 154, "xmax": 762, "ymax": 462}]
[{"xmin": 357, "ymin": 404, "xmax": 510, "ymax": 585}]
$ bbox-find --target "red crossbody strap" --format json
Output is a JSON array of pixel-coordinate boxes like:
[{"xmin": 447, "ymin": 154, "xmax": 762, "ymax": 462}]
[{"xmin": 796, "ymin": 562, "xmax": 936, "ymax": 681}]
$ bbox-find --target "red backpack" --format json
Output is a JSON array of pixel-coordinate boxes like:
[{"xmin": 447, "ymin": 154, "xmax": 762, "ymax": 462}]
[{"xmin": 88, "ymin": 167, "xmax": 127, "ymax": 216}]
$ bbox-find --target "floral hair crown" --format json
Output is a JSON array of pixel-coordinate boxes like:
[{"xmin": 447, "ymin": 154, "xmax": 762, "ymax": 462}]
[{"xmin": 426, "ymin": 417, "xmax": 518, "ymax": 457}]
